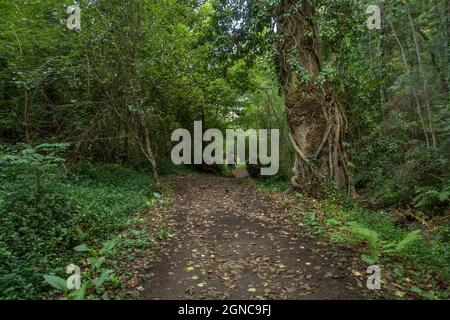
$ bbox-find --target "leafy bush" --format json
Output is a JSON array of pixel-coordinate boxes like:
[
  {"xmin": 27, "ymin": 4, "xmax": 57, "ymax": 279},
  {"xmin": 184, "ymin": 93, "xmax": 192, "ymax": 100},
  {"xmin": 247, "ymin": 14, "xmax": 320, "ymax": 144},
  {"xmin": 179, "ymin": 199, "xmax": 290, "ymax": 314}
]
[
  {"xmin": 156, "ymin": 157, "xmax": 194, "ymax": 176},
  {"xmin": 321, "ymin": 200, "xmax": 450, "ymax": 281},
  {"xmin": 413, "ymin": 181, "xmax": 450, "ymax": 213},
  {"xmin": 351, "ymin": 124, "xmax": 450, "ymax": 213}
]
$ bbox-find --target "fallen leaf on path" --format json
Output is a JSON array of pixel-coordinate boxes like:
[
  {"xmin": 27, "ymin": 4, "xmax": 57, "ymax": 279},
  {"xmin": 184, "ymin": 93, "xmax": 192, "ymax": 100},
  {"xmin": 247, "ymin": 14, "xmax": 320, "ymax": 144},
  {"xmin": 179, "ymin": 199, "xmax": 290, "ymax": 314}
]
[{"xmin": 352, "ymin": 270, "xmax": 362, "ymax": 277}]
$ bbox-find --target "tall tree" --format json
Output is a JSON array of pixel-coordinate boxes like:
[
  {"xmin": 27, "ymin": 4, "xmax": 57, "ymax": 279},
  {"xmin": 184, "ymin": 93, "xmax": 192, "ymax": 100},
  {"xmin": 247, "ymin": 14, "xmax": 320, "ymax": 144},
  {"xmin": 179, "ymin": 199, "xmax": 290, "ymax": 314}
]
[
  {"xmin": 275, "ymin": 0, "xmax": 354, "ymax": 196},
  {"xmin": 212, "ymin": 0, "xmax": 357, "ymax": 195}
]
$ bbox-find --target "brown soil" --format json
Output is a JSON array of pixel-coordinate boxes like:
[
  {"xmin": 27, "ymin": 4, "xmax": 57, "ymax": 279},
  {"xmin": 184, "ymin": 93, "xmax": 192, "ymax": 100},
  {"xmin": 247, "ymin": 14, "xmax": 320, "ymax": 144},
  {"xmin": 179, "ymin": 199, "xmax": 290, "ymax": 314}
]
[{"xmin": 135, "ymin": 174, "xmax": 370, "ymax": 300}]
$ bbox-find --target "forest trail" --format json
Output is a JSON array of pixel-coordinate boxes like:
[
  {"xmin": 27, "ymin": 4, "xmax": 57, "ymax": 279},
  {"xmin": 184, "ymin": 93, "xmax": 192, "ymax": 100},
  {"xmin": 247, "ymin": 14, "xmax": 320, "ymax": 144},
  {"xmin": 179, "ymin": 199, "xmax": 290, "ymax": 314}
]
[{"xmin": 137, "ymin": 174, "xmax": 368, "ymax": 300}]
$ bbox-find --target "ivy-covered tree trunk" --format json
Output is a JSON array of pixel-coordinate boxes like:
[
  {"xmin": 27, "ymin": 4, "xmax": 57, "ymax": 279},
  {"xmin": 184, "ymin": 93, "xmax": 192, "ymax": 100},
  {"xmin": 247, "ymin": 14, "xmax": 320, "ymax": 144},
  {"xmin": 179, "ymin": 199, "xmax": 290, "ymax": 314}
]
[{"xmin": 276, "ymin": 0, "xmax": 355, "ymax": 196}]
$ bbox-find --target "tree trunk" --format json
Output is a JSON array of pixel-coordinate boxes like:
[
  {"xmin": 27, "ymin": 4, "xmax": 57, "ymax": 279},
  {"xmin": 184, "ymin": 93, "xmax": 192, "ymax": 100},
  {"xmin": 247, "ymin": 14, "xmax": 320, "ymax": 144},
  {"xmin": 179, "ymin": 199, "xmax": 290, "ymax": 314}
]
[
  {"xmin": 139, "ymin": 113, "xmax": 161, "ymax": 191},
  {"xmin": 407, "ymin": 9, "xmax": 437, "ymax": 147},
  {"xmin": 108, "ymin": 90, "xmax": 161, "ymax": 191},
  {"xmin": 276, "ymin": 0, "xmax": 354, "ymax": 197},
  {"xmin": 386, "ymin": 14, "xmax": 430, "ymax": 147}
]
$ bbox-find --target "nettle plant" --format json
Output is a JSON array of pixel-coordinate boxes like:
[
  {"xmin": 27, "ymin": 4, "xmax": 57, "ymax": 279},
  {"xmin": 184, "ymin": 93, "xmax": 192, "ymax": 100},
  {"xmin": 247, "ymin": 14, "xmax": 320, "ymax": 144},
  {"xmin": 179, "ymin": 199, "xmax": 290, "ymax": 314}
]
[{"xmin": 44, "ymin": 239, "xmax": 120, "ymax": 300}]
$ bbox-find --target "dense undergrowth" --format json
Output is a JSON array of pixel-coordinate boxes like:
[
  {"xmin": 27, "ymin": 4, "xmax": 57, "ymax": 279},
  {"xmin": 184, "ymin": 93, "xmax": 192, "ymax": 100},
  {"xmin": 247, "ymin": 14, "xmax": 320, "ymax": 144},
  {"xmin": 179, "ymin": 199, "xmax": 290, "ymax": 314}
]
[
  {"xmin": 0, "ymin": 144, "xmax": 158, "ymax": 299},
  {"xmin": 255, "ymin": 178, "xmax": 450, "ymax": 300}
]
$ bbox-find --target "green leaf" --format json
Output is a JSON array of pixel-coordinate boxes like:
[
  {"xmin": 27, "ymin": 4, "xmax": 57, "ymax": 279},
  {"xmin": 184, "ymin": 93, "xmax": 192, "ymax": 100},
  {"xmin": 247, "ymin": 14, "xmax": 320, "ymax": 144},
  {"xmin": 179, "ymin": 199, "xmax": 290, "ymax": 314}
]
[
  {"xmin": 394, "ymin": 266, "xmax": 405, "ymax": 277},
  {"xmin": 44, "ymin": 275, "xmax": 68, "ymax": 292},
  {"xmin": 89, "ymin": 250, "xmax": 98, "ymax": 257},
  {"xmin": 326, "ymin": 218, "xmax": 340, "ymax": 226},
  {"xmin": 74, "ymin": 244, "xmax": 89, "ymax": 252},
  {"xmin": 100, "ymin": 239, "xmax": 117, "ymax": 254},
  {"xmin": 94, "ymin": 256, "xmax": 106, "ymax": 270},
  {"xmin": 361, "ymin": 254, "xmax": 378, "ymax": 264},
  {"xmin": 438, "ymin": 190, "xmax": 450, "ymax": 202},
  {"xmin": 424, "ymin": 291, "xmax": 437, "ymax": 300},
  {"xmin": 73, "ymin": 283, "xmax": 87, "ymax": 300},
  {"xmin": 410, "ymin": 286, "xmax": 423, "ymax": 295},
  {"xmin": 93, "ymin": 269, "xmax": 114, "ymax": 289},
  {"xmin": 394, "ymin": 290, "xmax": 406, "ymax": 298},
  {"xmin": 347, "ymin": 222, "xmax": 380, "ymax": 257},
  {"xmin": 396, "ymin": 230, "xmax": 421, "ymax": 252}
]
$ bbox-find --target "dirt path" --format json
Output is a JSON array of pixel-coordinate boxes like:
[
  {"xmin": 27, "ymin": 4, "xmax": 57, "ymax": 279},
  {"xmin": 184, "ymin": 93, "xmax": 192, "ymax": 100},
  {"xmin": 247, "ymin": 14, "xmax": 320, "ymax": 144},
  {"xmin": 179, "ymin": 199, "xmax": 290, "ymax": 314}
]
[{"xmin": 137, "ymin": 174, "xmax": 368, "ymax": 300}]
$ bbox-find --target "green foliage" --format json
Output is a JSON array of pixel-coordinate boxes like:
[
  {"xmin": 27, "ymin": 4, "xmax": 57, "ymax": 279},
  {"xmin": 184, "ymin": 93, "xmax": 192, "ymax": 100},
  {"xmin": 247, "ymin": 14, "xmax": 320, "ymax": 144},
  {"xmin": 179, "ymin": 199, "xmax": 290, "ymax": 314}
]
[
  {"xmin": 413, "ymin": 183, "xmax": 450, "ymax": 212},
  {"xmin": 318, "ymin": 198, "xmax": 449, "ymax": 281},
  {"xmin": 156, "ymin": 157, "xmax": 194, "ymax": 176},
  {"xmin": 284, "ymin": 187, "xmax": 450, "ymax": 297},
  {"xmin": 340, "ymin": 0, "xmax": 450, "ymax": 213},
  {"xmin": 0, "ymin": 145, "xmax": 155, "ymax": 299},
  {"xmin": 301, "ymin": 211, "xmax": 326, "ymax": 235},
  {"xmin": 346, "ymin": 222, "xmax": 421, "ymax": 262},
  {"xmin": 0, "ymin": 143, "xmax": 69, "ymax": 192},
  {"xmin": 233, "ymin": 58, "xmax": 294, "ymax": 179},
  {"xmin": 347, "ymin": 222, "xmax": 380, "ymax": 259},
  {"xmin": 43, "ymin": 275, "xmax": 68, "ymax": 292},
  {"xmin": 44, "ymin": 239, "xmax": 120, "ymax": 300},
  {"xmin": 252, "ymin": 175, "xmax": 290, "ymax": 193},
  {"xmin": 396, "ymin": 230, "xmax": 422, "ymax": 252},
  {"xmin": 356, "ymin": 143, "xmax": 450, "ymax": 212}
]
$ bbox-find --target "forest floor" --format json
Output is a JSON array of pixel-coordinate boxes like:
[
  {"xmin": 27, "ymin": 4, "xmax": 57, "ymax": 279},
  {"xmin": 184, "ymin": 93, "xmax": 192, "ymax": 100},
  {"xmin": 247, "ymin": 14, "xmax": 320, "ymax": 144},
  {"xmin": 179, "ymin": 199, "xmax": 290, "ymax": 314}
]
[{"xmin": 121, "ymin": 173, "xmax": 374, "ymax": 300}]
